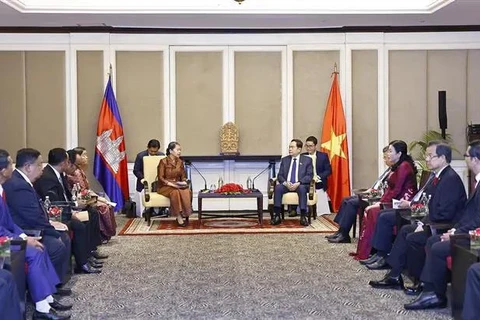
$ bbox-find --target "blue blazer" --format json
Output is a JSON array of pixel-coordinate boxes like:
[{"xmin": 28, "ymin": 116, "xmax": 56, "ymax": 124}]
[
  {"xmin": 0, "ymin": 196, "xmax": 24, "ymax": 238},
  {"xmin": 3, "ymin": 170, "xmax": 60, "ymax": 238},
  {"xmin": 423, "ymin": 166, "xmax": 467, "ymax": 224},
  {"xmin": 455, "ymin": 181, "xmax": 480, "ymax": 234},
  {"xmin": 133, "ymin": 150, "xmax": 165, "ymax": 192},
  {"xmin": 277, "ymin": 155, "xmax": 313, "ymax": 185},
  {"xmin": 302, "ymin": 151, "xmax": 331, "ymax": 191}
]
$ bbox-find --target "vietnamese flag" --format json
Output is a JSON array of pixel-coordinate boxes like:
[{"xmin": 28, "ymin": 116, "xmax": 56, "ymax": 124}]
[{"xmin": 320, "ymin": 72, "xmax": 351, "ymax": 212}]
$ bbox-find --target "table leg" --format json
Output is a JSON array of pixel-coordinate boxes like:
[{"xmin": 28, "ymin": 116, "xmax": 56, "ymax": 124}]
[
  {"xmin": 258, "ymin": 196, "xmax": 263, "ymax": 225},
  {"xmin": 198, "ymin": 197, "xmax": 202, "ymax": 226}
]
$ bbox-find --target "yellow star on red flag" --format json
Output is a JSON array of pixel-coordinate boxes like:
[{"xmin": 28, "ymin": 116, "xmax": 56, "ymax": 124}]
[{"xmin": 321, "ymin": 129, "xmax": 347, "ymax": 161}]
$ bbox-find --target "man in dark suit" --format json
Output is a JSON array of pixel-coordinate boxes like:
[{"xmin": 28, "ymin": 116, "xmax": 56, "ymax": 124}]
[
  {"xmin": 289, "ymin": 136, "xmax": 332, "ymax": 217},
  {"xmin": 368, "ymin": 142, "xmax": 466, "ymax": 288},
  {"xmin": 133, "ymin": 139, "xmax": 164, "ymax": 216},
  {"xmin": 272, "ymin": 139, "xmax": 313, "ymax": 226},
  {"xmin": 0, "ymin": 149, "xmax": 72, "ymax": 320},
  {"xmin": 463, "ymin": 262, "xmax": 480, "ymax": 320},
  {"xmin": 34, "ymin": 148, "xmax": 101, "ymax": 274},
  {"xmin": 3, "ymin": 148, "xmax": 71, "ymax": 284},
  {"xmin": 404, "ymin": 140, "xmax": 480, "ymax": 310}
]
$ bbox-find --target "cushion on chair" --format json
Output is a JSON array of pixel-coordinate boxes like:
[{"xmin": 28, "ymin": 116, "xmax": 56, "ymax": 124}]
[
  {"xmin": 281, "ymin": 192, "xmax": 317, "ymax": 206},
  {"xmin": 141, "ymin": 193, "xmax": 171, "ymax": 207}
]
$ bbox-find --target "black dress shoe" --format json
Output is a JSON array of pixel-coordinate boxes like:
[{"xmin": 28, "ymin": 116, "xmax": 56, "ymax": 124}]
[
  {"xmin": 88, "ymin": 261, "xmax": 103, "ymax": 269},
  {"xmin": 328, "ymin": 234, "xmax": 351, "ymax": 243},
  {"xmin": 404, "ymin": 283, "xmax": 423, "ymax": 296},
  {"xmin": 270, "ymin": 215, "xmax": 281, "ymax": 226},
  {"xmin": 91, "ymin": 250, "xmax": 108, "ymax": 260},
  {"xmin": 404, "ymin": 291, "xmax": 447, "ymax": 310},
  {"xmin": 288, "ymin": 210, "xmax": 298, "ymax": 217},
  {"xmin": 366, "ymin": 257, "xmax": 390, "ymax": 270},
  {"xmin": 359, "ymin": 253, "xmax": 380, "ymax": 265},
  {"xmin": 33, "ymin": 309, "xmax": 71, "ymax": 320},
  {"xmin": 55, "ymin": 287, "xmax": 72, "ymax": 296},
  {"xmin": 325, "ymin": 231, "xmax": 340, "ymax": 239},
  {"xmin": 300, "ymin": 215, "xmax": 309, "ymax": 226},
  {"xmin": 369, "ymin": 273, "xmax": 404, "ymax": 289},
  {"xmin": 88, "ymin": 256, "xmax": 104, "ymax": 265},
  {"xmin": 50, "ymin": 299, "xmax": 73, "ymax": 311},
  {"xmin": 75, "ymin": 264, "xmax": 102, "ymax": 274}
]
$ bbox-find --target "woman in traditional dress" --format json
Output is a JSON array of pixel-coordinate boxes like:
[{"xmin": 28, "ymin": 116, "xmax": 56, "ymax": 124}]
[
  {"xmin": 66, "ymin": 147, "xmax": 117, "ymax": 242},
  {"xmin": 157, "ymin": 142, "xmax": 192, "ymax": 227},
  {"xmin": 354, "ymin": 140, "xmax": 418, "ymax": 260}
]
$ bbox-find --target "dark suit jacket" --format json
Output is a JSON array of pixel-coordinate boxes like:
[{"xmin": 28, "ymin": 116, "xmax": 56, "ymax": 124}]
[
  {"xmin": 277, "ymin": 154, "xmax": 313, "ymax": 185},
  {"xmin": 3, "ymin": 170, "xmax": 60, "ymax": 238},
  {"xmin": 423, "ymin": 165, "xmax": 467, "ymax": 224},
  {"xmin": 455, "ymin": 182, "xmax": 480, "ymax": 234},
  {"xmin": 0, "ymin": 195, "xmax": 24, "ymax": 238},
  {"xmin": 301, "ymin": 151, "xmax": 331, "ymax": 191},
  {"xmin": 33, "ymin": 165, "xmax": 73, "ymax": 221},
  {"xmin": 133, "ymin": 150, "xmax": 165, "ymax": 192}
]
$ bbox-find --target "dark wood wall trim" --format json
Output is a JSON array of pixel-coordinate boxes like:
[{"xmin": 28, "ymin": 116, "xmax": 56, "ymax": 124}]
[{"xmin": 1, "ymin": 25, "xmax": 480, "ymax": 34}]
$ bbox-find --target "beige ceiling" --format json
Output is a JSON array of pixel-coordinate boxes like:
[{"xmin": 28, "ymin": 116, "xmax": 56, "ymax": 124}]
[{"xmin": 0, "ymin": 0, "xmax": 479, "ymax": 29}]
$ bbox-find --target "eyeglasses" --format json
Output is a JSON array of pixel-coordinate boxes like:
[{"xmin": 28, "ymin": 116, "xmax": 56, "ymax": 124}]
[
  {"xmin": 464, "ymin": 153, "xmax": 471, "ymax": 158},
  {"xmin": 305, "ymin": 144, "xmax": 316, "ymax": 148},
  {"xmin": 424, "ymin": 154, "xmax": 439, "ymax": 160}
]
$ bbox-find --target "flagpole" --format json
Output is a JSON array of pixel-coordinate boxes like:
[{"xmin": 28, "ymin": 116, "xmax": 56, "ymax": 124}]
[
  {"xmin": 108, "ymin": 63, "xmax": 113, "ymax": 79},
  {"xmin": 332, "ymin": 63, "xmax": 339, "ymax": 76}
]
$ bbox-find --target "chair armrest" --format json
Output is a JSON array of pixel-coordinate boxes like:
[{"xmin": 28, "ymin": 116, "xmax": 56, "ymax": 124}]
[
  {"xmin": 428, "ymin": 222, "xmax": 455, "ymax": 235},
  {"xmin": 451, "ymin": 234, "xmax": 470, "ymax": 247},
  {"xmin": 23, "ymin": 229, "xmax": 43, "ymax": 238},
  {"xmin": 308, "ymin": 179, "xmax": 315, "ymax": 200},
  {"xmin": 267, "ymin": 178, "xmax": 276, "ymax": 199},
  {"xmin": 9, "ymin": 239, "xmax": 27, "ymax": 250},
  {"xmin": 143, "ymin": 181, "xmax": 151, "ymax": 202}
]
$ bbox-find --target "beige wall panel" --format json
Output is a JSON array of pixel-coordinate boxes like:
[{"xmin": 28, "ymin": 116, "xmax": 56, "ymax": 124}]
[
  {"xmin": 427, "ymin": 50, "xmax": 467, "ymax": 159},
  {"xmin": 467, "ymin": 50, "xmax": 480, "ymax": 124},
  {"xmin": 116, "ymin": 51, "xmax": 164, "ymax": 161},
  {"xmin": 25, "ymin": 51, "xmax": 66, "ymax": 156},
  {"xmin": 175, "ymin": 51, "xmax": 223, "ymax": 155},
  {"xmin": 0, "ymin": 52, "xmax": 26, "ymax": 153},
  {"xmin": 389, "ymin": 51, "xmax": 428, "ymax": 149},
  {"xmin": 235, "ymin": 52, "xmax": 282, "ymax": 155},
  {"xmin": 77, "ymin": 51, "xmax": 104, "ymax": 191},
  {"xmin": 293, "ymin": 51, "xmax": 340, "ymax": 143},
  {"xmin": 352, "ymin": 50, "xmax": 378, "ymax": 189}
]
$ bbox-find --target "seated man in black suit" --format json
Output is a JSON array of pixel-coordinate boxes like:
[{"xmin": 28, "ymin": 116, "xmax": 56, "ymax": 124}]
[
  {"xmin": 272, "ymin": 139, "xmax": 313, "ymax": 226},
  {"xmin": 34, "ymin": 148, "xmax": 102, "ymax": 274},
  {"xmin": 133, "ymin": 139, "xmax": 164, "ymax": 217},
  {"xmin": 463, "ymin": 262, "xmax": 480, "ymax": 320},
  {"xmin": 3, "ymin": 148, "xmax": 71, "ymax": 284},
  {"xmin": 404, "ymin": 140, "xmax": 480, "ymax": 310},
  {"xmin": 289, "ymin": 136, "xmax": 331, "ymax": 217},
  {"xmin": 368, "ymin": 142, "xmax": 466, "ymax": 289},
  {"xmin": 0, "ymin": 269, "xmax": 22, "ymax": 320},
  {"xmin": 326, "ymin": 146, "xmax": 391, "ymax": 243}
]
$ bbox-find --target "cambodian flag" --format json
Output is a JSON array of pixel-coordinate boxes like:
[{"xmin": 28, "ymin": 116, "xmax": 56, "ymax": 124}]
[{"xmin": 94, "ymin": 76, "xmax": 129, "ymax": 211}]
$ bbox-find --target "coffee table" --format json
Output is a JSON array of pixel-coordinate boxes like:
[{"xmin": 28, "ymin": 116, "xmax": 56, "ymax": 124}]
[{"xmin": 197, "ymin": 191, "xmax": 263, "ymax": 225}]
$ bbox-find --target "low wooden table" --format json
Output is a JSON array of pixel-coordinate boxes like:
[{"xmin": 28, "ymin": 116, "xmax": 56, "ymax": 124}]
[{"xmin": 197, "ymin": 191, "xmax": 263, "ymax": 225}]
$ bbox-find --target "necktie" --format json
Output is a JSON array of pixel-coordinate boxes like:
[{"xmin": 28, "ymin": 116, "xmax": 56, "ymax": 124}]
[
  {"xmin": 1, "ymin": 191, "xmax": 5, "ymax": 202},
  {"xmin": 58, "ymin": 176, "xmax": 68, "ymax": 201},
  {"xmin": 290, "ymin": 158, "xmax": 297, "ymax": 183},
  {"xmin": 412, "ymin": 173, "xmax": 435, "ymax": 203},
  {"xmin": 433, "ymin": 177, "xmax": 439, "ymax": 186}
]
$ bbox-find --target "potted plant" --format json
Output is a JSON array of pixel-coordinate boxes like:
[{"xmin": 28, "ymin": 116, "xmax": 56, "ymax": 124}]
[{"xmin": 408, "ymin": 130, "xmax": 457, "ymax": 172}]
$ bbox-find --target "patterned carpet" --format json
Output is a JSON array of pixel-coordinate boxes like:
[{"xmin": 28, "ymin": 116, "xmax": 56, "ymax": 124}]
[
  {"xmin": 43, "ymin": 215, "xmax": 452, "ymax": 320},
  {"xmin": 119, "ymin": 214, "xmax": 338, "ymax": 236}
]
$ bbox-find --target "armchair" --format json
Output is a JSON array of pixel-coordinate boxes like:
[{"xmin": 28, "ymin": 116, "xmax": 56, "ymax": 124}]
[
  {"xmin": 267, "ymin": 178, "xmax": 317, "ymax": 224},
  {"xmin": 141, "ymin": 155, "xmax": 170, "ymax": 226}
]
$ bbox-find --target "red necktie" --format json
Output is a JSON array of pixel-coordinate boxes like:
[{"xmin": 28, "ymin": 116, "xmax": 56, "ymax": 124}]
[
  {"xmin": 433, "ymin": 177, "xmax": 439, "ymax": 186},
  {"xmin": 1, "ymin": 191, "xmax": 6, "ymax": 203}
]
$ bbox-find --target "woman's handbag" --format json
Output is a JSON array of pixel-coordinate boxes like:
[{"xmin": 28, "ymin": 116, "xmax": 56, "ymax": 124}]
[{"xmin": 151, "ymin": 176, "xmax": 159, "ymax": 192}]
